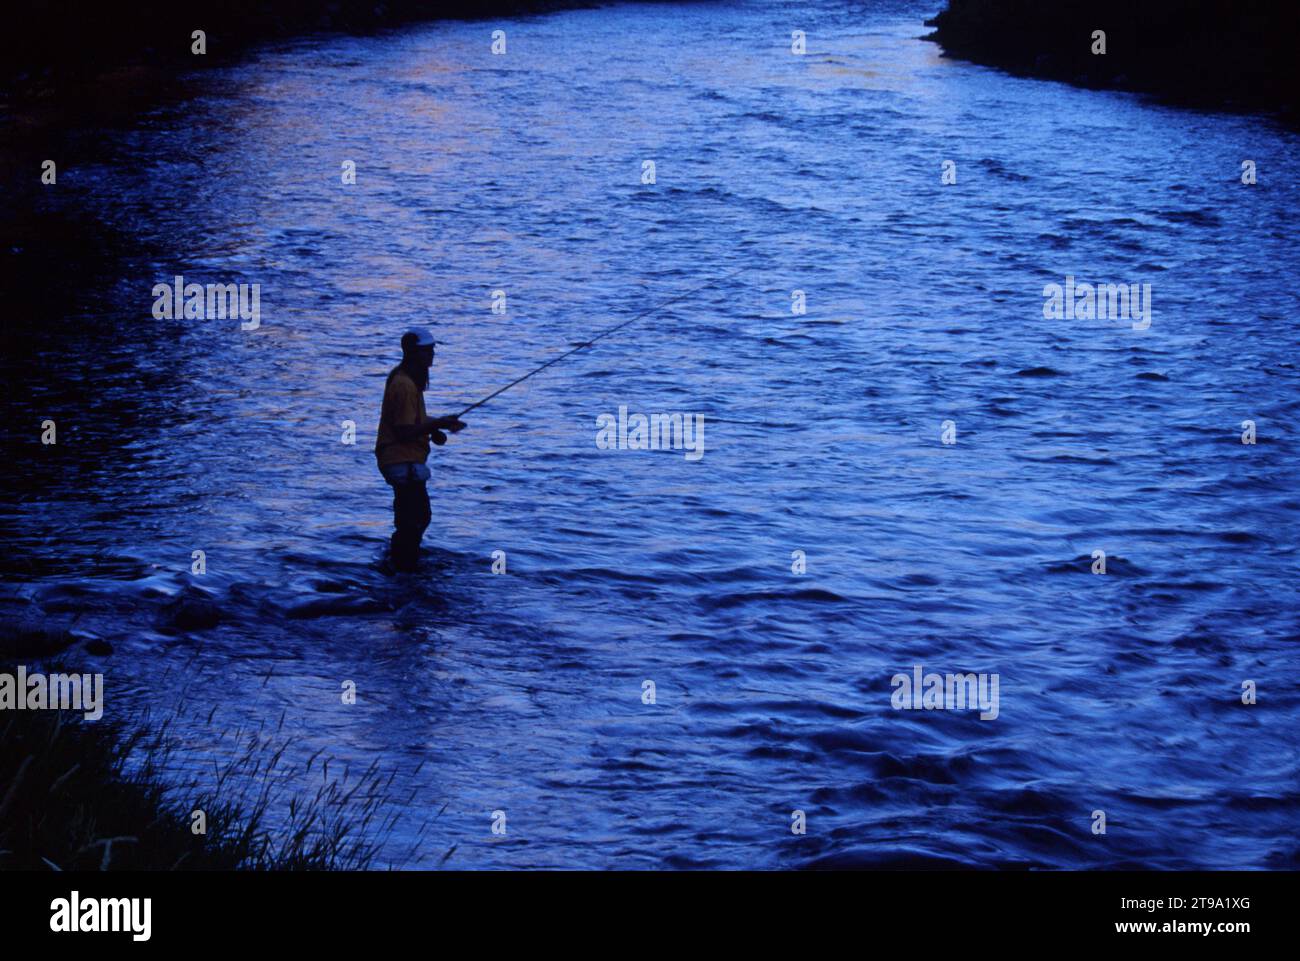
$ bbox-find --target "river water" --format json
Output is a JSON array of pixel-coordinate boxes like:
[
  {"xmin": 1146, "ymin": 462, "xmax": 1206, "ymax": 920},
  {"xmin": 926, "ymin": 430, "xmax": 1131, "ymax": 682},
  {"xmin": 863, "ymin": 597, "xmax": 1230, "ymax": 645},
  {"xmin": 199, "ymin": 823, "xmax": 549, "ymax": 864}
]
[{"xmin": 3, "ymin": 0, "xmax": 1298, "ymax": 868}]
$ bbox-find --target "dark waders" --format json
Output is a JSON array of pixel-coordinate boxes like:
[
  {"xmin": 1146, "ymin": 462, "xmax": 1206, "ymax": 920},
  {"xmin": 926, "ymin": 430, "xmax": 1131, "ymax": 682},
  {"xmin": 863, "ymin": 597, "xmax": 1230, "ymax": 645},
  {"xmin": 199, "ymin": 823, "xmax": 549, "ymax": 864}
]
[{"xmin": 381, "ymin": 462, "xmax": 430, "ymax": 571}]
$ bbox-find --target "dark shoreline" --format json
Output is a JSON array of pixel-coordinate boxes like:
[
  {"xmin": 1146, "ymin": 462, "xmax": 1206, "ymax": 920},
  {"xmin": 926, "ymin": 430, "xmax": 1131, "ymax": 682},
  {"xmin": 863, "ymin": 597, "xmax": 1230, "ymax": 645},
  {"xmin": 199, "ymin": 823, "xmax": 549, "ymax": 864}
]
[
  {"xmin": 0, "ymin": 658, "xmax": 405, "ymax": 871},
  {"xmin": 1, "ymin": 1, "xmax": 615, "ymax": 132},
  {"xmin": 3, "ymin": 1, "xmax": 598, "ymax": 91},
  {"xmin": 925, "ymin": 0, "xmax": 1300, "ymax": 126}
]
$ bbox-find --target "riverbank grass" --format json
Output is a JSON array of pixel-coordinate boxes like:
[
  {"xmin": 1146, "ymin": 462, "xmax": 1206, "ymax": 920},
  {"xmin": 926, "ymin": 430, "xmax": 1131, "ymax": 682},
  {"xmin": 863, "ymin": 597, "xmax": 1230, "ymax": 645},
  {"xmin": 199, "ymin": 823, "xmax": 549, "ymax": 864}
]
[{"xmin": 1, "ymin": 697, "xmax": 402, "ymax": 870}]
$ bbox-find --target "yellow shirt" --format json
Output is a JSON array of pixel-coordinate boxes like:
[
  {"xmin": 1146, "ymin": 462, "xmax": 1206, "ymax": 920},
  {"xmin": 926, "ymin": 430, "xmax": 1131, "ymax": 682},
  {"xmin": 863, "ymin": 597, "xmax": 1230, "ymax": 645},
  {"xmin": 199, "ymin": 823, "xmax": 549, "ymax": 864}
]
[{"xmin": 375, "ymin": 368, "xmax": 430, "ymax": 467}]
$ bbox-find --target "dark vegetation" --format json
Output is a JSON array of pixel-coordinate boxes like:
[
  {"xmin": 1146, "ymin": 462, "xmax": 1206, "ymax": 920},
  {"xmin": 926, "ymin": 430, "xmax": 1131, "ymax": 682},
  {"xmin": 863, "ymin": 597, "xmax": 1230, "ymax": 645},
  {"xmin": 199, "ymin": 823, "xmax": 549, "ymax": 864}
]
[
  {"xmin": 926, "ymin": 0, "xmax": 1300, "ymax": 122},
  {"xmin": 1, "ymin": 660, "xmax": 414, "ymax": 870},
  {"xmin": 3, "ymin": 1, "xmax": 590, "ymax": 98}
]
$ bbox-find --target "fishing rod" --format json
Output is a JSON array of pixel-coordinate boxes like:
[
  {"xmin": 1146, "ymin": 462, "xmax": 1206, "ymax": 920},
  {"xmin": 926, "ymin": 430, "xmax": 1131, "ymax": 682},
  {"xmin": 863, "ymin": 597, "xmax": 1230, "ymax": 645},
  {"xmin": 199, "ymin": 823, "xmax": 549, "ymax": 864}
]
[{"xmin": 452, "ymin": 266, "xmax": 746, "ymax": 421}]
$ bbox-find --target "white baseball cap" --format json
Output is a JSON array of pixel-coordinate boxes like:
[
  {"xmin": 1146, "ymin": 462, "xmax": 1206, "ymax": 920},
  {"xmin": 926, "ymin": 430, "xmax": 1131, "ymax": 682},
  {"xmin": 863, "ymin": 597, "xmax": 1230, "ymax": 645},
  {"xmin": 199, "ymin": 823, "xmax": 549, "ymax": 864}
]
[{"xmin": 403, "ymin": 327, "xmax": 438, "ymax": 347}]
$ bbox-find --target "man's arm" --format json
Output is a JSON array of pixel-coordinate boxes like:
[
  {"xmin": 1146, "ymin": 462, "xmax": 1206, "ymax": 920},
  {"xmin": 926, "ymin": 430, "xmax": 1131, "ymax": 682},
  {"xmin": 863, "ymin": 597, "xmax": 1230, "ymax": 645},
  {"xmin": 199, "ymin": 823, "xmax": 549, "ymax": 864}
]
[
  {"xmin": 394, "ymin": 417, "xmax": 462, "ymax": 446},
  {"xmin": 429, "ymin": 415, "xmax": 466, "ymax": 433},
  {"xmin": 421, "ymin": 415, "xmax": 465, "ymax": 446},
  {"xmin": 387, "ymin": 376, "xmax": 467, "ymax": 442}
]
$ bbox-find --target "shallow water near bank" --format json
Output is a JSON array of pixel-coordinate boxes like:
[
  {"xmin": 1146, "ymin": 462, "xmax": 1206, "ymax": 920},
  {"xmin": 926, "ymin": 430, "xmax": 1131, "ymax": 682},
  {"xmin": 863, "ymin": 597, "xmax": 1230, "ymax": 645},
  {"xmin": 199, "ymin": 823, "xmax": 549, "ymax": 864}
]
[{"xmin": 3, "ymin": 0, "xmax": 1299, "ymax": 868}]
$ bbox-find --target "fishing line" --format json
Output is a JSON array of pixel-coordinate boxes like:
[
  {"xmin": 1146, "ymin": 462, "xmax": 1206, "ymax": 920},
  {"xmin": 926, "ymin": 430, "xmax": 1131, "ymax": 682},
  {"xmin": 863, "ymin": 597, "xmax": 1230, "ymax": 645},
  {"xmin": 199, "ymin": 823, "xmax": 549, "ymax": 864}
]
[{"xmin": 453, "ymin": 266, "xmax": 746, "ymax": 420}]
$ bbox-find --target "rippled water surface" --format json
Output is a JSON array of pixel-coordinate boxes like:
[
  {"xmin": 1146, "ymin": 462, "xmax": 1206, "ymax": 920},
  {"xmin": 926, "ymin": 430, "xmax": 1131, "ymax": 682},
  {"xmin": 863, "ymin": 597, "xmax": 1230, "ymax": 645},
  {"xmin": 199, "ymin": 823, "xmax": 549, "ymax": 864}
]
[{"xmin": 4, "ymin": 0, "xmax": 1299, "ymax": 868}]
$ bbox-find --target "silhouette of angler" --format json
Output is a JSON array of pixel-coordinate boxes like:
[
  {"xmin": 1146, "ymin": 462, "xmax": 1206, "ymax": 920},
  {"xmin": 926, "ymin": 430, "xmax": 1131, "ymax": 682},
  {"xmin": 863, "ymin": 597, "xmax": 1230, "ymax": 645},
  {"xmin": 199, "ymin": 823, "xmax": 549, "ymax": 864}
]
[{"xmin": 373, "ymin": 328, "xmax": 465, "ymax": 571}]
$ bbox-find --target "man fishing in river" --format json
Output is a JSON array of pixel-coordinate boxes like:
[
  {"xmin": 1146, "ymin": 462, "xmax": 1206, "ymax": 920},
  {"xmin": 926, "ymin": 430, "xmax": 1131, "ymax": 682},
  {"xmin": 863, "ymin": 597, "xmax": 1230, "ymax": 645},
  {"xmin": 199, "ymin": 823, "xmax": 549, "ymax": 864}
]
[
  {"xmin": 374, "ymin": 328, "xmax": 466, "ymax": 572},
  {"xmin": 371, "ymin": 273, "xmax": 737, "ymax": 571}
]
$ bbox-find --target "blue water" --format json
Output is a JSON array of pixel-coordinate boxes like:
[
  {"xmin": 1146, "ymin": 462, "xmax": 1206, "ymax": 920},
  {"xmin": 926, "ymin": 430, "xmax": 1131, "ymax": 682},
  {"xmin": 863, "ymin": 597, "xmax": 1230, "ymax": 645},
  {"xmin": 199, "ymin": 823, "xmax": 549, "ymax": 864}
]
[{"xmin": 4, "ymin": 0, "xmax": 1299, "ymax": 868}]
